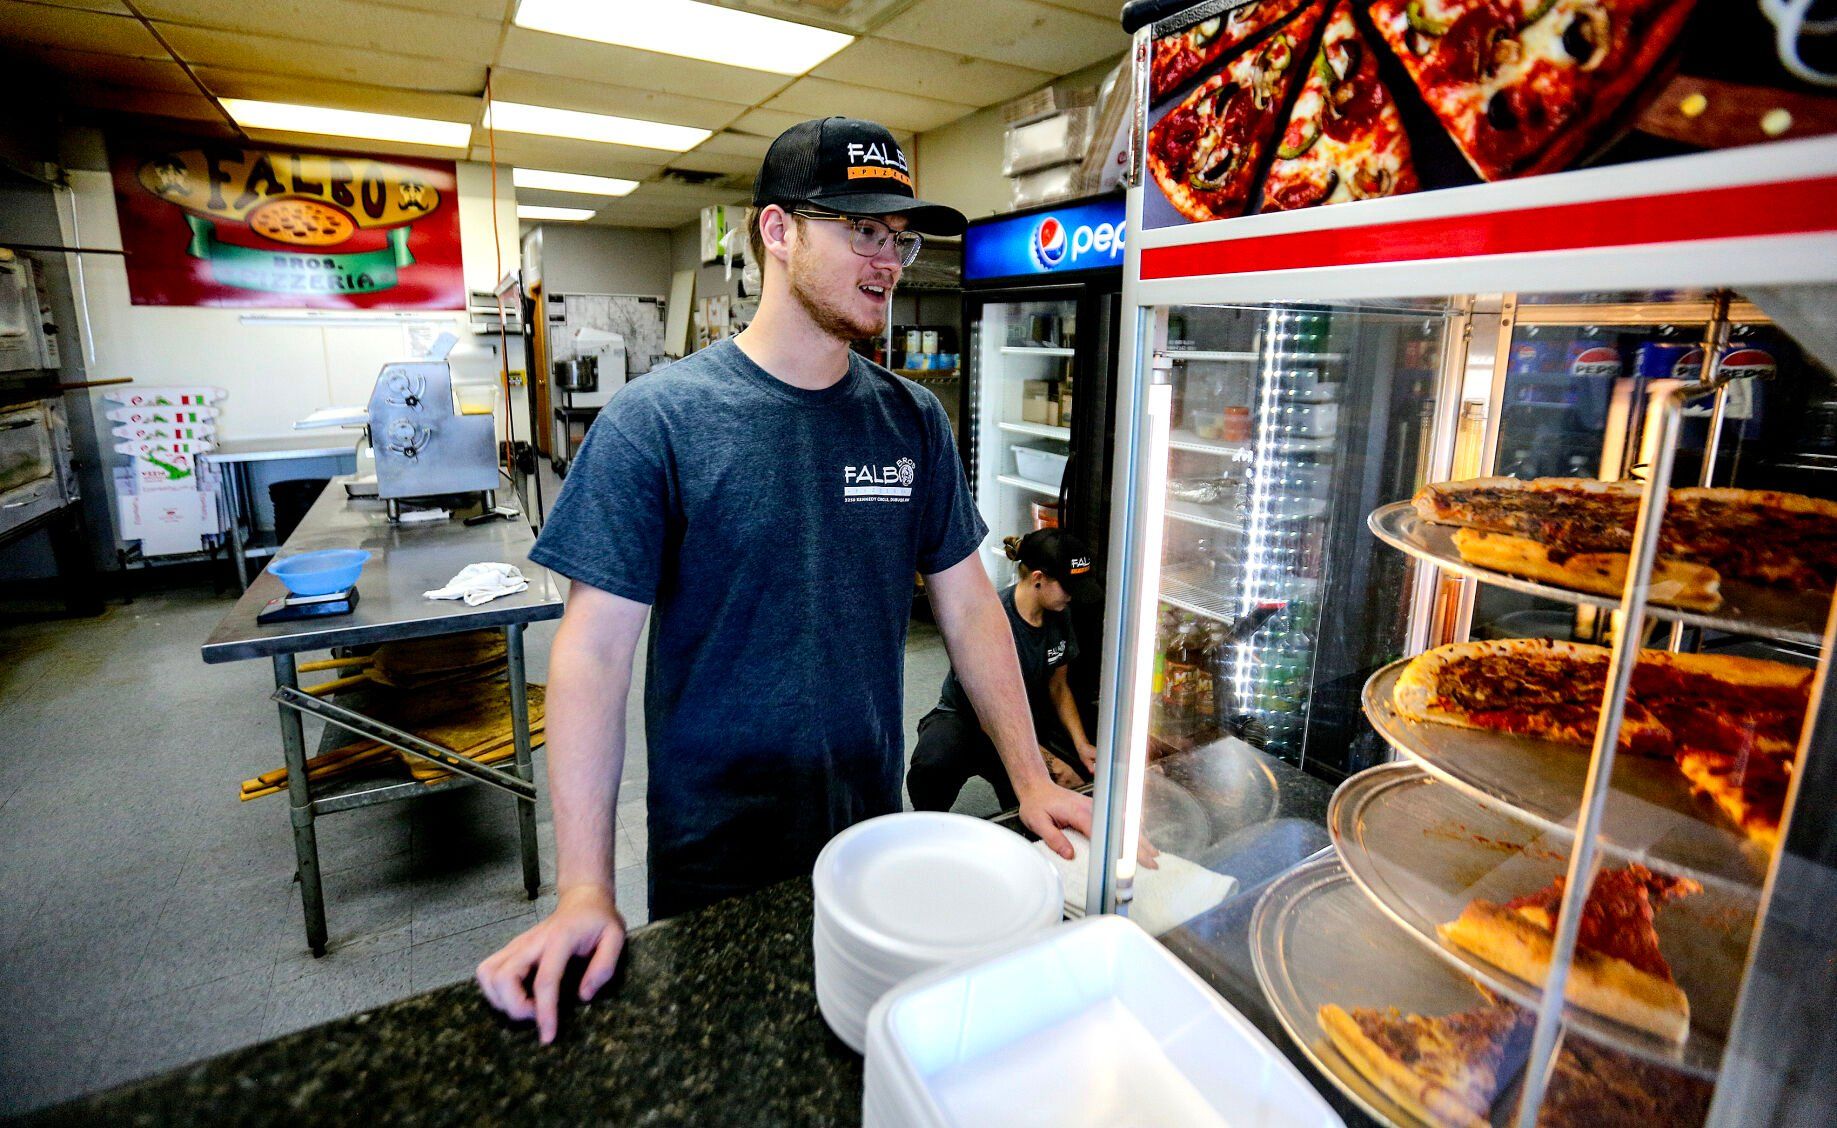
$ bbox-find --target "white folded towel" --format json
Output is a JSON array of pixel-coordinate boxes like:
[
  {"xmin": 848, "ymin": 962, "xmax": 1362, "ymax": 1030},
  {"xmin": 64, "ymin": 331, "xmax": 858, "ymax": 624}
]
[
  {"xmin": 1033, "ymin": 830, "xmax": 1237, "ymax": 937},
  {"xmin": 424, "ymin": 562, "xmax": 529, "ymax": 606}
]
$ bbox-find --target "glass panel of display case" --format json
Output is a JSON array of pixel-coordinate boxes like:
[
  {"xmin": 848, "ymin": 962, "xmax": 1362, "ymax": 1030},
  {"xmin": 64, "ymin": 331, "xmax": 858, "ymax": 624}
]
[{"xmin": 1128, "ymin": 287, "xmax": 1834, "ymax": 1127}]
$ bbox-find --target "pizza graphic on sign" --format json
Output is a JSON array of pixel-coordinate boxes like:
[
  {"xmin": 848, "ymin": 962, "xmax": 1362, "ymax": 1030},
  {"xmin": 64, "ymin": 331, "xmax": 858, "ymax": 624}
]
[{"xmin": 110, "ymin": 136, "xmax": 465, "ymax": 309}]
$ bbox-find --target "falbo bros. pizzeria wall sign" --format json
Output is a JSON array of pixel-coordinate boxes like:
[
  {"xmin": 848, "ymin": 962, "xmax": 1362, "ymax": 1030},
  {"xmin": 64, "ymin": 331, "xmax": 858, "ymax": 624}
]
[{"xmin": 110, "ymin": 136, "xmax": 466, "ymax": 309}]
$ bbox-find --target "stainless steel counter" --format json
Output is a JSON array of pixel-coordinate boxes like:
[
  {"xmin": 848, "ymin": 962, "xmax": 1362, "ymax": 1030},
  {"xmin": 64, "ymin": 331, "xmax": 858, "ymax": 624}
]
[
  {"xmin": 201, "ymin": 476, "xmax": 565, "ymax": 955},
  {"xmin": 202, "ymin": 476, "xmax": 563, "ymax": 663}
]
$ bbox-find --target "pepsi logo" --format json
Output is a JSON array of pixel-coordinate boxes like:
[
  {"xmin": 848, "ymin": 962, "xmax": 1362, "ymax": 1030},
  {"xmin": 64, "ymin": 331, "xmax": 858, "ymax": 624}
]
[
  {"xmin": 1032, "ymin": 216, "xmax": 1067, "ymax": 269},
  {"xmin": 1719, "ymin": 347, "xmax": 1775, "ymax": 382},
  {"xmin": 1570, "ymin": 346, "xmax": 1621, "ymax": 379}
]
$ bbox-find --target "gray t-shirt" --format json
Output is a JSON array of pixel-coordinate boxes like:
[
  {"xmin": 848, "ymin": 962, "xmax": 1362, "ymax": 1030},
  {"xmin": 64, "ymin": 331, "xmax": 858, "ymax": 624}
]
[{"xmin": 529, "ymin": 339, "xmax": 987, "ymax": 904}]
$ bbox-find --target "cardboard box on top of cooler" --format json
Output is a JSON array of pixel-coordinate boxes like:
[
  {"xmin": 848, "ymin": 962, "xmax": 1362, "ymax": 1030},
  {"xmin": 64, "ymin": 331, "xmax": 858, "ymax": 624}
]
[{"xmin": 103, "ymin": 387, "xmax": 227, "ymax": 555}]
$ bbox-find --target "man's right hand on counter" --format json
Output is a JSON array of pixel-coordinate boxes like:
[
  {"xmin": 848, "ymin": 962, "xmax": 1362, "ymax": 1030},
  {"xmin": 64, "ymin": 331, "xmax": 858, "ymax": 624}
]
[{"xmin": 476, "ymin": 884, "xmax": 627, "ymax": 1045}]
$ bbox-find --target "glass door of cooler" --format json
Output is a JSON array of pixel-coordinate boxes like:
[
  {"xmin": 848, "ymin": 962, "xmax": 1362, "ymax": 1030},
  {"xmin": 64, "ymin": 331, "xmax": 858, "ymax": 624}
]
[{"xmin": 965, "ymin": 293, "xmax": 1081, "ymax": 586}]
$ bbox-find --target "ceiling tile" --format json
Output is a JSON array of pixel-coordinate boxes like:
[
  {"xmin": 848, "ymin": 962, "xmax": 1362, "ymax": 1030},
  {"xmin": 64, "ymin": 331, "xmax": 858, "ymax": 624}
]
[
  {"xmin": 136, "ymin": 0, "xmax": 502, "ymax": 61},
  {"xmin": 764, "ymin": 76, "xmax": 974, "ymax": 133},
  {"xmin": 1030, "ymin": 0, "xmax": 1125, "ymax": 19},
  {"xmin": 515, "ymin": 187, "xmax": 616, "ymax": 212},
  {"xmin": 28, "ymin": 0, "xmax": 131, "ymax": 13},
  {"xmin": 70, "ymin": 84, "xmax": 220, "ymax": 121},
  {"xmin": 497, "ymin": 28, "xmax": 793, "ymax": 106},
  {"xmin": 730, "ymin": 107, "xmax": 813, "ymax": 139},
  {"xmin": 665, "ymin": 149, "xmax": 760, "ymax": 178},
  {"xmin": 466, "ymin": 134, "xmax": 666, "ymax": 180},
  {"xmin": 0, "ymin": 1, "xmax": 165, "ymax": 55},
  {"xmin": 34, "ymin": 48, "xmax": 196, "ymax": 93},
  {"xmin": 190, "ymin": 67, "xmax": 482, "ymax": 122},
  {"xmin": 874, "ymin": 0, "xmax": 1127, "ymax": 75},
  {"xmin": 231, "ymin": 128, "xmax": 478, "ymax": 161},
  {"xmin": 486, "ymin": 69, "xmax": 749, "ymax": 132},
  {"xmin": 812, "ymin": 38, "xmax": 1052, "ymax": 105},
  {"xmin": 358, "ymin": 0, "xmax": 505, "ymax": 17},
  {"xmin": 156, "ymin": 24, "xmax": 485, "ymax": 94},
  {"xmin": 726, "ymin": 0, "xmax": 910, "ymax": 36},
  {"xmin": 689, "ymin": 131, "xmax": 775, "ymax": 158}
]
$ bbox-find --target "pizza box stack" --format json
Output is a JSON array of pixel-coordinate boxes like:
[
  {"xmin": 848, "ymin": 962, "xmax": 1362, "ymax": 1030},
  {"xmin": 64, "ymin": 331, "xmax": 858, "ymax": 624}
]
[{"xmin": 103, "ymin": 386, "xmax": 227, "ymax": 556}]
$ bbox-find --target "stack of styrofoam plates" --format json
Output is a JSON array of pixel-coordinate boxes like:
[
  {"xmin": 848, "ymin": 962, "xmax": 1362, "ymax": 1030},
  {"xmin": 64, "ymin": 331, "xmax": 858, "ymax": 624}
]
[
  {"xmin": 812, "ymin": 812, "xmax": 1062, "ymax": 1054},
  {"xmin": 863, "ymin": 914, "xmax": 1345, "ymax": 1128}
]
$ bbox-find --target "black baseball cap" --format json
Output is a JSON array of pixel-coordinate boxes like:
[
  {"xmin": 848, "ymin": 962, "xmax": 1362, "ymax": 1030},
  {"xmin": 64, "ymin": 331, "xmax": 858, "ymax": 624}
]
[
  {"xmin": 1016, "ymin": 528, "xmax": 1103, "ymax": 604},
  {"xmin": 753, "ymin": 116, "xmax": 968, "ymax": 237}
]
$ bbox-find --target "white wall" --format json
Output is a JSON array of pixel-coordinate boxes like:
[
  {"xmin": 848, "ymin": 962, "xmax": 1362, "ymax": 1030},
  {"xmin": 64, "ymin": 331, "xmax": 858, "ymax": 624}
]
[{"xmin": 530, "ymin": 224, "xmax": 673, "ymax": 297}]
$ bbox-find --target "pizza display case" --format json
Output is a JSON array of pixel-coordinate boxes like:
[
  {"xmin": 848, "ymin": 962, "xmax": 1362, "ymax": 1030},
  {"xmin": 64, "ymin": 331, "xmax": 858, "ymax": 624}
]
[{"xmin": 1084, "ymin": 2, "xmax": 1837, "ymax": 1124}]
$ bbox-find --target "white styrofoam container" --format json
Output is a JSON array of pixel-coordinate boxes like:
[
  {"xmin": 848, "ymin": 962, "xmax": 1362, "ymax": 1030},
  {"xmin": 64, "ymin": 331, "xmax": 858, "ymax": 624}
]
[
  {"xmin": 1002, "ymin": 108, "xmax": 1094, "ymax": 176},
  {"xmin": 864, "ymin": 915, "xmax": 1343, "ymax": 1128},
  {"xmin": 1011, "ymin": 446, "xmax": 1068, "ymax": 488}
]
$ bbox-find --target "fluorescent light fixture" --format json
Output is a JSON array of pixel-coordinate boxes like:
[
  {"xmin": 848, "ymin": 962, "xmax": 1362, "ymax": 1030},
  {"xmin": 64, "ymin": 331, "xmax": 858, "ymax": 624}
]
[
  {"xmin": 515, "ymin": 0, "xmax": 851, "ymax": 75},
  {"xmin": 485, "ymin": 101, "xmax": 711, "ymax": 152},
  {"xmin": 512, "ymin": 167, "xmax": 638, "ymax": 196},
  {"xmin": 220, "ymin": 99, "xmax": 470, "ymax": 148},
  {"xmin": 518, "ymin": 205, "xmax": 596, "ymax": 221}
]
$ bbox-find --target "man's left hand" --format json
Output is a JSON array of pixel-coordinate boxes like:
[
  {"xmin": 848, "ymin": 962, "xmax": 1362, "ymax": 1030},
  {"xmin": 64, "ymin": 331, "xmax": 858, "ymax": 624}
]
[{"xmin": 1017, "ymin": 781, "xmax": 1093, "ymax": 861}]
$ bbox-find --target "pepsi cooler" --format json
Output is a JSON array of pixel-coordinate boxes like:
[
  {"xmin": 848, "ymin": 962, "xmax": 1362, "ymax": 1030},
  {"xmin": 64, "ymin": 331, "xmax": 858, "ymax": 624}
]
[{"xmin": 960, "ymin": 192, "xmax": 1126, "ymax": 728}]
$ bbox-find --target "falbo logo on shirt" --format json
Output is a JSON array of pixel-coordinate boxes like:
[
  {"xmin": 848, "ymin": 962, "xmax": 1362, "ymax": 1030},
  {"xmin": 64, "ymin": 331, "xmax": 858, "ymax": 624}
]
[
  {"xmin": 1046, "ymin": 641, "xmax": 1068, "ymax": 664},
  {"xmin": 843, "ymin": 456, "xmax": 916, "ymax": 503}
]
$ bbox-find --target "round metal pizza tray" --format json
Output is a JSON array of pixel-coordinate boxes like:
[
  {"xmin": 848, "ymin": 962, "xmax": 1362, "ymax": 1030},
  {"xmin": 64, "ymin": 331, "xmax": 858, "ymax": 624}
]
[
  {"xmin": 1368, "ymin": 501, "xmax": 1830, "ymax": 647},
  {"xmin": 1330, "ymin": 763, "xmax": 1752, "ymax": 1077},
  {"xmin": 1362, "ymin": 660, "xmax": 1770, "ymax": 893},
  {"xmin": 1250, "ymin": 856, "xmax": 1531, "ymax": 1128}
]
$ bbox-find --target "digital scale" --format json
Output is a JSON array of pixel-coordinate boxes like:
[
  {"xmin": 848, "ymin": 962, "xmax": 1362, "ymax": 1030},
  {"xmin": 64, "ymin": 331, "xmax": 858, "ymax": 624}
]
[{"xmin": 256, "ymin": 586, "xmax": 361, "ymax": 624}]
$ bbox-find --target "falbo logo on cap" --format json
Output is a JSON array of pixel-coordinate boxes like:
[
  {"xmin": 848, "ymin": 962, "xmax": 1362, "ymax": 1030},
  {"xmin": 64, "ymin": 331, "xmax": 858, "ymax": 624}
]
[{"xmin": 1032, "ymin": 217, "xmax": 1068, "ymax": 270}]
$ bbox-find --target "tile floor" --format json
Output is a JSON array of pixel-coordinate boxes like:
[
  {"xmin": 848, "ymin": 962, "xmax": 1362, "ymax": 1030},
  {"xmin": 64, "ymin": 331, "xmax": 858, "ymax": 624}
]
[{"xmin": 0, "ymin": 572, "xmax": 969, "ymax": 1116}]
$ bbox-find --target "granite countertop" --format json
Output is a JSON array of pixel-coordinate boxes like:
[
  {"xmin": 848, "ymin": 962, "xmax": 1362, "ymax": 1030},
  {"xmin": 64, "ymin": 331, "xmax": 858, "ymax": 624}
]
[{"xmin": 27, "ymin": 880, "xmax": 862, "ymax": 1127}]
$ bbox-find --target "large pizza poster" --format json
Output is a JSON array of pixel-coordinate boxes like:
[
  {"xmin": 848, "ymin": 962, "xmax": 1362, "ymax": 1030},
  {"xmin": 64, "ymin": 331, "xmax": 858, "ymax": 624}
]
[
  {"xmin": 110, "ymin": 135, "xmax": 465, "ymax": 309},
  {"xmin": 1143, "ymin": 0, "xmax": 1837, "ymax": 229}
]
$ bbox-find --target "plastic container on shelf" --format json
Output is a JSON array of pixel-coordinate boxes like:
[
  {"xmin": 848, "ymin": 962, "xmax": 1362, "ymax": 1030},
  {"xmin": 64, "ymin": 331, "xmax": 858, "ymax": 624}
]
[{"xmin": 1013, "ymin": 446, "xmax": 1069, "ymax": 486}]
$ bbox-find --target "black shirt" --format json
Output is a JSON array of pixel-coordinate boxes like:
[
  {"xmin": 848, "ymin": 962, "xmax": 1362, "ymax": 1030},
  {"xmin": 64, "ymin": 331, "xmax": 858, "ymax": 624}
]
[{"xmin": 936, "ymin": 583, "xmax": 1080, "ymax": 751}]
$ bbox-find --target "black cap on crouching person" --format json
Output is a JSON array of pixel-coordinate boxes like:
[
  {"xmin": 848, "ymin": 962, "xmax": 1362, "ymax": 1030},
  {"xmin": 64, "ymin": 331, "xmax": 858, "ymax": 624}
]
[
  {"xmin": 1004, "ymin": 528, "xmax": 1104, "ymax": 604},
  {"xmin": 753, "ymin": 116, "xmax": 968, "ymax": 236}
]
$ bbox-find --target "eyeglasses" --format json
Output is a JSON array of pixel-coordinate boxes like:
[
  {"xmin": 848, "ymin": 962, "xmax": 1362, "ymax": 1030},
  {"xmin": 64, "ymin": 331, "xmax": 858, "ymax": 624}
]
[{"xmin": 790, "ymin": 210, "xmax": 923, "ymax": 267}]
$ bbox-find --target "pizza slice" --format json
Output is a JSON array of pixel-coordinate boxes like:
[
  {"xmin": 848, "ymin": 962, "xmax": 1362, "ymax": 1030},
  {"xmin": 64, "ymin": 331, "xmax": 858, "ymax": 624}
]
[
  {"xmin": 1368, "ymin": 0, "xmax": 1696, "ymax": 181},
  {"xmin": 1672, "ymin": 747, "xmax": 1792, "ymax": 853},
  {"xmin": 1262, "ymin": 0, "xmax": 1420, "ymax": 210},
  {"xmin": 1538, "ymin": 1036, "xmax": 1715, "ymax": 1128},
  {"xmin": 1148, "ymin": 0, "xmax": 1328, "ymax": 222},
  {"xmin": 1318, "ymin": 999, "xmax": 1531, "ymax": 1127},
  {"xmin": 1438, "ymin": 863, "xmax": 1701, "ymax": 1042},
  {"xmin": 1152, "ymin": 0, "xmax": 1316, "ymax": 101},
  {"xmin": 1391, "ymin": 638, "xmax": 1673, "ymax": 755},
  {"xmin": 1413, "ymin": 476, "xmax": 1837, "ymax": 604}
]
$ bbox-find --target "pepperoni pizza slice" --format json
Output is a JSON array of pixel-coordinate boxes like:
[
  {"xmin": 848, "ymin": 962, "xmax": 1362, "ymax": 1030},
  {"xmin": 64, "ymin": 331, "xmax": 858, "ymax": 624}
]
[
  {"xmin": 1367, "ymin": 0, "xmax": 1697, "ymax": 181},
  {"xmin": 1262, "ymin": 0, "xmax": 1420, "ymax": 210},
  {"xmin": 1152, "ymin": 0, "xmax": 1318, "ymax": 100},
  {"xmin": 1148, "ymin": 0, "xmax": 1328, "ymax": 222}
]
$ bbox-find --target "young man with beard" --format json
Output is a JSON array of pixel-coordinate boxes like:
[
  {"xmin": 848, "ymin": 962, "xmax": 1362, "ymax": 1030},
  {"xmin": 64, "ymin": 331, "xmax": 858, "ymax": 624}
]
[{"xmin": 476, "ymin": 118, "xmax": 1098, "ymax": 1043}]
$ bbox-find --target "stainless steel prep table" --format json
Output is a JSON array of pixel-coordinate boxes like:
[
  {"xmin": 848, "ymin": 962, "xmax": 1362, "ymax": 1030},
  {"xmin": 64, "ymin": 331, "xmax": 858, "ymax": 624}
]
[
  {"xmin": 202, "ymin": 476, "xmax": 564, "ymax": 955},
  {"xmin": 202, "ymin": 434, "xmax": 362, "ymax": 590}
]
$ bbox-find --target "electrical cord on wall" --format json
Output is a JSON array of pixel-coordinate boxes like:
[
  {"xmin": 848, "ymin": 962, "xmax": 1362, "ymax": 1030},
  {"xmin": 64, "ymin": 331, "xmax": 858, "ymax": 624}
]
[{"xmin": 485, "ymin": 66, "xmax": 543, "ymax": 529}]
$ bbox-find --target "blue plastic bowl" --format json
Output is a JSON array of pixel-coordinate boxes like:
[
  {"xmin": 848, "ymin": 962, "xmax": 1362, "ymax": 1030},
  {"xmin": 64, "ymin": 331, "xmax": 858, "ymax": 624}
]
[{"xmin": 269, "ymin": 549, "xmax": 371, "ymax": 596}]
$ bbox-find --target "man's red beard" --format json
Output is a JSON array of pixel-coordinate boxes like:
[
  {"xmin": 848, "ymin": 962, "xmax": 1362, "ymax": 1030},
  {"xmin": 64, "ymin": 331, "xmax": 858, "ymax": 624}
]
[{"xmin": 787, "ymin": 242, "xmax": 890, "ymax": 342}]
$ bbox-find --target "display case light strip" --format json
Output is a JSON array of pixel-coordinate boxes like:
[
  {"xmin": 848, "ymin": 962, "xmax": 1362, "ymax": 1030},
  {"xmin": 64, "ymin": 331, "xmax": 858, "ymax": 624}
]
[
  {"xmin": 1120, "ymin": 380, "xmax": 1173, "ymax": 889},
  {"xmin": 1234, "ymin": 308, "xmax": 1293, "ymax": 706}
]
